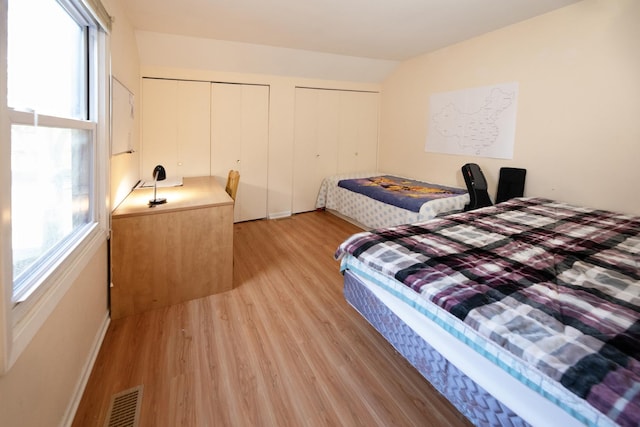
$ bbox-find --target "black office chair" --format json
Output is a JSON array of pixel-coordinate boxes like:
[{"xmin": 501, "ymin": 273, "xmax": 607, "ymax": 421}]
[
  {"xmin": 461, "ymin": 163, "xmax": 493, "ymax": 211},
  {"xmin": 495, "ymin": 167, "xmax": 526, "ymax": 203}
]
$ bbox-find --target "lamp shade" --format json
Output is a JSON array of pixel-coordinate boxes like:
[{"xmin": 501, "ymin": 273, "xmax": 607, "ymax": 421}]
[{"xmin": 153, "ymin": 165, "xmax": 166, "ymax": 181}]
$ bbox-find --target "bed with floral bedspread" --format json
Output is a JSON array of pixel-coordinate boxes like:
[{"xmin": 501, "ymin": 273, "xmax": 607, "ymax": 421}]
[{"xmin": 316, "ymin": 172, "xmax": 469, "ymax": 229}]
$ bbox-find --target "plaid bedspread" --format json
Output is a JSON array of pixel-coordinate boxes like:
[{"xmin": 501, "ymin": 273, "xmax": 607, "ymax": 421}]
[
  {"xmin": 337, "ymin": 175, "xmax": 467, "ymax": 212},
  {"xmin": 335, "ymin": 198, "xmax": 640, "ymax": 426}
]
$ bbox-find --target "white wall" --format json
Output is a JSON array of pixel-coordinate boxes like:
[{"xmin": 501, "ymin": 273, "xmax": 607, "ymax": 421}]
[
  {"xmin": 379, "ymin": 0, "xmax": 640, "ymax": 215},
  {"xmin": 0, "ymin": 244, "xmax": 108, "ymax": 426},
  {"xmin": 109, "ymin": 1, "xmax": 142, "ymax": 209},
  {"xmin": 0, "ymin": 1, "xmax": 138, "ymax": 426},
  {"xmin": 137, "ymin": 31, "xmax": 393, "ymax": 218},
  {"xmin": 136, "ymin": 31, "xmax": 398, "ymax": 84}
]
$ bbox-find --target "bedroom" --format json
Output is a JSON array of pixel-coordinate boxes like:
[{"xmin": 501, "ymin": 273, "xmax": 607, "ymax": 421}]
[{"xmin": 0, "ymin": 0, "xmax": 638, "ymax": 426}]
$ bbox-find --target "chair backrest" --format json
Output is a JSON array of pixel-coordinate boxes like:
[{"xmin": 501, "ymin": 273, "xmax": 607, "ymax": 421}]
[
  {"xmin": 225, "ymin": 170, "xmax": 240, "ymax": 200},
  {"xmin": 495, "ymin": 167, "xmax": 526, "ymax": 204},
  {"xmin": 461, "ymin": 163, "xmax": 493, "ymax": 211}
]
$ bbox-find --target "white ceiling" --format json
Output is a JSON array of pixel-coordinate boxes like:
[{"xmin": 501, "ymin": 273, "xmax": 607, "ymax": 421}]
[{"xmin": 121, "ymin": 0, "xmax": 581, "ymax": 61}]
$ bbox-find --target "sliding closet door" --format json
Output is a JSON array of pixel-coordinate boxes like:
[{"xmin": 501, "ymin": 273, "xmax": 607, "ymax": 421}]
[
  {"xmin": 292, "ymin": 88, "xmax": 379, "ymax": 214},
  {"xmin": 337, "ymin": 91, "xmax": 379, "ymax": 173},
  {"xmin": 292, "ymin": 88, "xmax": 340, "ymax": 214},
  {"xmin": 210, "ymin": 83, "xmax": 269, "ymax": 222},
  {"xmin": 141, "ymin": 78, "xmax": 210, "ymax": 180}
]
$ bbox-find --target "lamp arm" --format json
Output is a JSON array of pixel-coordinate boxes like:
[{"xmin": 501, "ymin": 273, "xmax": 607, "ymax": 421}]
[{"xmin": 153, "ymin": 170, "xmax": 158, "ymax": 202}]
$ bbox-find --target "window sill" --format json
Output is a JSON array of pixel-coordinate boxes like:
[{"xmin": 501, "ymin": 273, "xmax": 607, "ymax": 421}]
[{"xmin": 3, "ymin": 224, "xmax": 107, "ymax": 373}]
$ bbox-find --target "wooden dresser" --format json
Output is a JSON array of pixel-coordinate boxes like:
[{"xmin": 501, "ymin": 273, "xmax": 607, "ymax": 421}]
[{"xmin": 110, "ymin": 176, "xmax": 234, "ymax": 319}]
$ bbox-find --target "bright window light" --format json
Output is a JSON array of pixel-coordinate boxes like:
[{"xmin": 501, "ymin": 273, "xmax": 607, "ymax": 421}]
[
  {"xmin": 7, "ymin": 0, "xmax": 96, "ymax": 303},
  {"xmin": 7, "ymin": 0, "xmax": 86, "ymax": 119}
]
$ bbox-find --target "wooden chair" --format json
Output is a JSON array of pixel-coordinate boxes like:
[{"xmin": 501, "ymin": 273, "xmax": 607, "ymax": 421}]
[{"xmin": 225, "ymin": 170, "xmax": 240, "ymax": 200}]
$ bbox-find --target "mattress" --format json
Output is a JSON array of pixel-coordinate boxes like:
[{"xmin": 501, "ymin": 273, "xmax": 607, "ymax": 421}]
[
  {"xmin": 343, "ymin": 260, "xmax": 592, "ymax": 427},
  {"xmin": 336, "ymin": 197, "xmax": 640, "ymax": 426},
  {"xmin": 316, "ymin": 172, "xmax": 469, "ymax": 229}
]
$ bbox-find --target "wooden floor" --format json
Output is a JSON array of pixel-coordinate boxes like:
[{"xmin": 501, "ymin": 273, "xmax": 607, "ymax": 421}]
[{"xmin": 73, "ymin": 210, "xmax": 472, "ymax": 427}]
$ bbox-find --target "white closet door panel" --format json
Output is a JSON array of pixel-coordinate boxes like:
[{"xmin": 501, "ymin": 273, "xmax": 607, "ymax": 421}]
[
  {"xmin": 337, "ymin": 91, "xmax": 379, "ymax": 173},
  {"xmin": 292, "ymin": 88, "xmax": 317, "ymax": 176},
  {"xmin": 238, "ymin": 85, "xmax": 269, "ymax": 222},
  {"xmin": 211, "ymin": 83, "xmax": 269, "ymax": 222},
  {"xmin": 316, "ymin": 90, "xmax": 340, "ymax": 178},
  {"xmin": 141, "ymin": 78, "xmax": 178, "ymax": 179},
  {"xmin": 353, "ymin": 91, "xmax": 379, "ymax": 172},
  {"xmin": 142, "ymin": 78, "xmax": 211, "ymax": 180},
  {"xmin": 292, "ymin": 88, "xmax": 342, "ymax": 213},
  {"xmin": 210, "ymin": 83, "xmax": 242, "ymax": 177},
  {"xmin": 337, "ymin": 91, "xmax": 359, "ymax": 173},
  {"xmin": 176, "ymin": 80, "xmax": 211, "ymax": 177},
  {"xmin": 292, "ymin": 88, "xmax": 319, "ymax": 214}
]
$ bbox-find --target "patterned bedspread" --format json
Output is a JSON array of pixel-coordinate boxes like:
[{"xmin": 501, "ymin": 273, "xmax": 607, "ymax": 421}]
[
  {"xmin": 335, "ymin": 197, "xmax": 640, "ymax": 426},
  {"xmin": 316, "ymin": 172, "xmax": 470, "ymax": 229},
  {"xmin": 338, "ymin": 175, "xmax": 467, "ymax": 212}
]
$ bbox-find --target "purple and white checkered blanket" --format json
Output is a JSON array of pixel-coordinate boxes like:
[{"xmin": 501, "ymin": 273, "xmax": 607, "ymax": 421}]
[{"xmin": 335, "ymin": 198, "xmax": 640, "ymax": 426}]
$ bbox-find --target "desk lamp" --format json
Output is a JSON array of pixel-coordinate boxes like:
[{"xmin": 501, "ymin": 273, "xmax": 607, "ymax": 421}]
[{"xmin": 149, "ymin": 165, "xmax": 167, "ymax": 206}]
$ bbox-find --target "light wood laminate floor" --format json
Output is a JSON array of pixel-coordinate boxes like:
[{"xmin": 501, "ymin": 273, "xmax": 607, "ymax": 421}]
[{"xmin": 73, "ymin": 211, "xmax": 472, "ymax": 427}]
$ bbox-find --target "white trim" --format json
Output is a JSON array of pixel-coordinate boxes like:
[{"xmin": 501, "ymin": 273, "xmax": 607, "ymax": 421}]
[
  {"xmin": 268, "ymin": 210, "xmax": 292, "ymax": 220},
  {"xmin": 0, "ymin": 0, "xmax": 12, "ymax": 374},
  {"xmin": 12, "ymin": 223, "xmax": 99, "ymax": 304},
  {"xmin": 8, "ymin": 109, "xmax": 96, "ymax": 129},
  {"xmin": 61, "ymin": 312, "xmax": 110, "ymax": 427},
  {"xmin": 9, "ymin": 228, "xmax": 107, "ymax": 366}
]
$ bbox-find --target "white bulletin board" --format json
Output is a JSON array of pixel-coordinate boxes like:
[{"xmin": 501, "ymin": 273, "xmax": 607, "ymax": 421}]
[{"xmin": 111, "ymin": 77, "xmax": 135, "ymax": 155}]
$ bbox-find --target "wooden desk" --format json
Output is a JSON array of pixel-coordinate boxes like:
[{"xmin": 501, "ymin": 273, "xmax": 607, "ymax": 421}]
[{"xmin": 110, "ymin": 176, "xmax": 234, "ymax": 319}]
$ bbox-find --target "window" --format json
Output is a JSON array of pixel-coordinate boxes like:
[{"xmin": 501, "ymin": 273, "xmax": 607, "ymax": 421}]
[
  {"xmin": 11, "ymin": 125, "xmax": 93, "ymax": 302},
  {"xmin": 7, "ymin": 0, "xmax": 97, "ymax": 304},
  {"xmin": 7, "ymin": 0, "xmax": 87, "ymax": 119},
  {"xmin": 1, "ymin": 0, "xmax": 110, "ymax": 369}
]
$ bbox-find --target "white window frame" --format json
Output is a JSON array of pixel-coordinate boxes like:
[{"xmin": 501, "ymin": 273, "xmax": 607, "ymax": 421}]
[{"xmin": 0, "ymin": 0, "xmax": 110, "ymax": 373}]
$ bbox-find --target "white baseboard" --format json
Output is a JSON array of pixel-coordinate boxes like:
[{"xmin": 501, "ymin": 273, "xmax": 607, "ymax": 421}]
[
  {"xmin": 61, "ymin": 312, "xmax": 111, "ymax": 427},
  {"xmin": 268, "ymin": 211, "xmax": 292, "ymax": 220}
]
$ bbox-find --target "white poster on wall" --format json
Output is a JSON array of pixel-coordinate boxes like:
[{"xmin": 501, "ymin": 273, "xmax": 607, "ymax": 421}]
[{"xmin": 425, "ymin": 82, "xmax": 518, "ymax": 159}]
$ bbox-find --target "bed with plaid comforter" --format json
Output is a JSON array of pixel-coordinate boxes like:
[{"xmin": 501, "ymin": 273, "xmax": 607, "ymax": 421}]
[{"xmin": 335, "ymin": 197, "xmax": 640, "ymax": 426}]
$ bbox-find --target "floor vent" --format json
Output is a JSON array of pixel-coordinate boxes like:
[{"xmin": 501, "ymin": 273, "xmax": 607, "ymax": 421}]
[{"xmin": 104, "ymin": 385, "xmax": 143, "ymax": 427}]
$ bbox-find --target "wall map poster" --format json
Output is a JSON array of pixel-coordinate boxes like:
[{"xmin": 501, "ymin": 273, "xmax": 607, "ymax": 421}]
[{"xmin": 425, "ymin": 82, "xmax": 518, "ymax": 159}]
